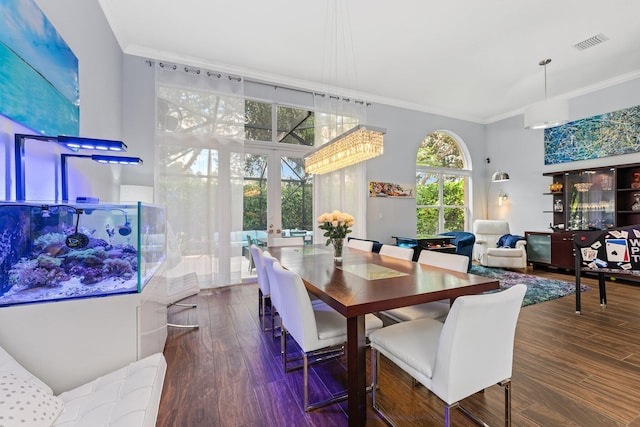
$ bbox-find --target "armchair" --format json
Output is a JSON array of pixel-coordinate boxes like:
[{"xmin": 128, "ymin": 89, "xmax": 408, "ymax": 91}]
[
  {"xmin": 473, "ymin": 220, "xmax": 527, "ymax": 269},
  {"xmin": 438, "ymin": 231, "xmax": 475, "ymax": 271}
]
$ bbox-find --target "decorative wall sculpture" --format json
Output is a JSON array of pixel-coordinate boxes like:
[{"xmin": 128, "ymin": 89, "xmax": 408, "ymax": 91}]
[
  {"xmin": 544, "ymin": 105, "xmax": 640, "ymax": 165},
  {"xmin": 0, "ymin": 0, "xmax": 79, "ymax": 136}
]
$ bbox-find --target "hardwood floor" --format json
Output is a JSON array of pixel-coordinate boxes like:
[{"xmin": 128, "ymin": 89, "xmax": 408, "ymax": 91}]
[{"xmin": 157, "ymin": 268, "xmax": 640, "ymax": 426}]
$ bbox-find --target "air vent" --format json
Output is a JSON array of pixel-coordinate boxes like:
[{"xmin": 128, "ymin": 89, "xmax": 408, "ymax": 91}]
[{"xmin": 573, "ymin": 33, "xmax": 609, "ymax": 51}]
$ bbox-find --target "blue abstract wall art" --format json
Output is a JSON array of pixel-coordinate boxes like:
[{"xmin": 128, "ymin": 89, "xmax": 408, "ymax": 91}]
[
  {"xmin": 544, "ymin": 105, "xmax": 640, "ymax": 165},
  {"xmin": 0, "ymin": 0, "xmax": 79, "ymax": 136}
]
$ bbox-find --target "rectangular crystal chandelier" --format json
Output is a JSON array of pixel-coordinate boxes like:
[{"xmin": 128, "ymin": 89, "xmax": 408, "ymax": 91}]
[{"xmin": 304, "ymin": 125, "xmax": 385, "ymax": 175}]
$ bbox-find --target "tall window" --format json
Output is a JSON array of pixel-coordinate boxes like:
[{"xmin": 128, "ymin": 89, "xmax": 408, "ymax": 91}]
[{"xmin": 416, "ymin": 132, "xmax": 470, "ymax": 234}]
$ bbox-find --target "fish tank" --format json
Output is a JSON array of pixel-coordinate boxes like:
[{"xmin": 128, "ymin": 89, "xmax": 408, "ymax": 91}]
[{"xmin": 0, "ymin": 201, "xmax": 166, "ymax": 307}]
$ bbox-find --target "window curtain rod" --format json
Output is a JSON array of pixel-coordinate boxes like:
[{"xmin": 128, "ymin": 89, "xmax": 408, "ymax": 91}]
[{"xmin": 145, "ymin": 59, "xmax": 371, "ymax": 106}]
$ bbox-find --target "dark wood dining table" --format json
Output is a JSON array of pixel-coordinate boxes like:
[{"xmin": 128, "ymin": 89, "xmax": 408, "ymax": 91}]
[{"xmin": 269, "ymin": 244, "xmax": 500, "ymax": 426}]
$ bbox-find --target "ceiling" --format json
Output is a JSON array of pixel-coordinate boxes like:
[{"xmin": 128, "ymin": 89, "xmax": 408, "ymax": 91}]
[{"xmin": 98, "ymin": 0, "xmax": 640, "ymax": 124}]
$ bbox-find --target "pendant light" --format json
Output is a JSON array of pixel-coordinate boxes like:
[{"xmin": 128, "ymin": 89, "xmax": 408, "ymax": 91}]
[{"xmin": 524, "ymin": 59, "xmax": 569, "ymax": 130}]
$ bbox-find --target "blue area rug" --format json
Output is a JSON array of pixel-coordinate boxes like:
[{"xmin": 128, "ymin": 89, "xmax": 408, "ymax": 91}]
[{"xmin": 469, "ymin": 265, "xmax": 590, "ymax": 307}]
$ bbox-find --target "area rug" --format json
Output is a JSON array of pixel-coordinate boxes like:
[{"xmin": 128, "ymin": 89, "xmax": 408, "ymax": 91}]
[{"xmin": 469, "ymin": 265, "xmax": 590, "ymax": 307}]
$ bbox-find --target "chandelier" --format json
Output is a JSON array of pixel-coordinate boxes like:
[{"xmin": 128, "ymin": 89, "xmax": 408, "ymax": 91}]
[{"xmin": 304, "ymin": 125, "xmax": 385, "ymax": 175}]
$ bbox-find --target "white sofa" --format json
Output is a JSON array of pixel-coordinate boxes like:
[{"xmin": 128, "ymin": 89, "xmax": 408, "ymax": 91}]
[
  {"xmin": 0, "ymin": 344, "xmax": 166, "ymax": 427},
  {"xmin": 473, "ymin": 220, "xmax": 527, "ymax": 269}
]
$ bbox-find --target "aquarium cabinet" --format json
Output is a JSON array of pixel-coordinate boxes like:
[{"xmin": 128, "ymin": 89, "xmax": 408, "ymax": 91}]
[
  {"xmin": 528, "ymin": 163, "xmax": 640, "ymax": 270},
  {"xmin": 0, "ymin": 201, "xmax": 168, "ymax": 392}
]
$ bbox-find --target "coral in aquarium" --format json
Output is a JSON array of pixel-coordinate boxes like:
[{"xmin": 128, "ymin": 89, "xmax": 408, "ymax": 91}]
[{"xmin": 103, "ymin": 258, "xmax": 134, "ymax": 280}]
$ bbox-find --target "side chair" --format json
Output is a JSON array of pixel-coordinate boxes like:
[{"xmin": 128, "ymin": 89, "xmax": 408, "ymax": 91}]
[
  {"xmin": 370, "ymin": 284, "xmax": 526, "ymax": 426},
  {"xmin": 250, "ymin": 244, "xmax": 272, "ymax": 331},
  {"xmin": 271, "ymin": 236, "xmax": 304, "ymax": 246},
  {"xmin": 270, "ymin": 261, "xmax": 383, "ymax": 411},
  {"xmin": 262, "ymin": 252, "xmax": 282, "ymax": 339},
  {"xmin": 382, "ymin": 251, "xmax": 470, "ymax": 323},
  {"xmin": 379, "ymin": 244, "xmax": 414, "ymax": 261},
  {"xmin": 165, "ymin": 272, "xmax": 200, "ymax": 329},
  {"xmin": 347, "ymin": 238, "xmax": 374, "ymax": 252}
]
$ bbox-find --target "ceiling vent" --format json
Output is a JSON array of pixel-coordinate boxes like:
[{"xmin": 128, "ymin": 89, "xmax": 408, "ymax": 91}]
[{"xmin": 573, "ymin": 33, "xmax": 609, "ymax": 51}]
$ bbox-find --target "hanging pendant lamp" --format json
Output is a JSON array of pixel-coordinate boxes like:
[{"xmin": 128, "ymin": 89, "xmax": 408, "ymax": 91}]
[{"xmin": 524, "ymin": 59, "xmax": 569, "ymax": 130}]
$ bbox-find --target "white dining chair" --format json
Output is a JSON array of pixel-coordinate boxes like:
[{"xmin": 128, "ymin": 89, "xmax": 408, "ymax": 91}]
[
  {"xmin": 382, "ymin": 251, "xmax": 471, "ymax": 323},
  {"xmin": 271, "ymin": 261, "xmax": 383, "ymax": 411},
  {"xmin": 250, "ymin": 245, "xmax": 272, "ymax": 331},
  {"xmin": 347, "ymin": 238, "xmax": 374, "ymax": 252},
  {"xmin": 370, "ymin": 284, "xmax": 526, "ymax": 426},
  {"xmin": 271, "ymin": 236, "xmax": 304, "ymax": 246},
  {"xmin": 379, "ymin": 244, "xmax": 414, "ymax": 261},
  {"xmin": 164, "ymin": 272, "xmax": 200, "ymax": 329}
]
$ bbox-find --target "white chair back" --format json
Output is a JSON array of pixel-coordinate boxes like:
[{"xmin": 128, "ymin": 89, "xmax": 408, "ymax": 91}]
[
  {"xmin": 250, "ymin": 245, "xmax": 269, "ymax": 295},
  {"xmin": 271, "ymin": 236, "xmax": 304, "ymax": 247},
  {"xmin": 379, "ymin": 244, "xmax": 414, "ymax": 261},
  {"xmin": 270, "ymin": 261, "xmax": 320, "ymax": 352},
  {"xmin": 263, "ymin": 252, "xmax": 280, "ymax": 310},
  {"xmin": 347, "ymin": 239, "xmax": 374, "ymax": 252},
  {"xmin": 432, "ymin": 284, "xmax": 526, "ymax": 405},
  {"xmin": 417, "ymin": 250, "xmax": 468, "ymax": 273}
]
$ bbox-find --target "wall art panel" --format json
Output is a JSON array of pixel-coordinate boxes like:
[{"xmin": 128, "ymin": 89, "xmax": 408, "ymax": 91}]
[
  {"xmin": 544, "ymin": 105, "xmax": 640, "ymax": 165},
  {"xmin": 0, "ymin": 0, "xmax": 79, "ymax": 136}
]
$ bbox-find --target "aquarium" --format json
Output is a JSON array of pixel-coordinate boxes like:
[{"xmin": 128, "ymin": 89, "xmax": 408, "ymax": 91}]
[{"xmin": 0, "ymin": 202, "xmax": 166, "ymax": 307}]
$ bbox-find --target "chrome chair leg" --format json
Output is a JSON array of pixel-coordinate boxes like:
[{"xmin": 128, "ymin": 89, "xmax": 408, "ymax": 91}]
[{"xmin": 167, "ymin": 297, "xmax": 199, "ymax": 329}]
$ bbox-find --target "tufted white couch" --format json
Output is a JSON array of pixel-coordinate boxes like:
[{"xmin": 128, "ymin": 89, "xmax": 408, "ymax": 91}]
[{"xmin": 0, "ymin": 344, "xmax": 166, "ymax": 427}]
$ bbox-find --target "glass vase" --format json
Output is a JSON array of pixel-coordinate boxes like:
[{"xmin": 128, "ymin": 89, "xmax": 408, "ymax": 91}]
[{"xmin": 331, "ymin": 238, "xmax": 344, "ymax": 264}]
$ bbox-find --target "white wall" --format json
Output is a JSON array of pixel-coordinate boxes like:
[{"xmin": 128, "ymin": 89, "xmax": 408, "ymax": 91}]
[
  {"xmin": 0, "ymin": 0, "xmax": 123, "ymax": 202},
  {"xmin": 364, "ymin": 103, "xmax": 487, "ymax": 244},
  {"xmin": 486, "ymin": 77, "xmax": 640, "ymax": 236}
]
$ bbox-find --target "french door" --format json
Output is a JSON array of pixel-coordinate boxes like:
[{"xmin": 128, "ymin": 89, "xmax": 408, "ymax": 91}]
[{"xmin": 241, "ymin": 144, "xmax": 312, "ymax": 280}]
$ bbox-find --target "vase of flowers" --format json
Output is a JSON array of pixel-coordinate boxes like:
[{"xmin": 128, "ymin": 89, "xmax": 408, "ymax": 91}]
[{"xmin": 317, "ymin": 210, "xmax": 354, "ymax": 264}]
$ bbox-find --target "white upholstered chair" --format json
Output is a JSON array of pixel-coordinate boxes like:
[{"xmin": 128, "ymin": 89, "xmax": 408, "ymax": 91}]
[
  {"xmin": 164, "ymin": 272, "xmax": 200, "ymax": 329},
  {"xmin": 262, "ymin": 252, "xmax": 282, "ymax": 339},
  {"xmin": 379, "ymin": 244, "xmax": 414, "ymax": 261},
  {"xmin": 250, "ymin": 245, "xmax": 272, "ymax": 331},
  {"xmin": 382, "ymin": 251, "xmax": 470, "ymax": 323},
  {"xmin": 271, "ymin": 236, "xmax": 304, "ymax": 246},
  {"xmin": 473, "ymin": 220, "xmax": 527, "ymax": 269},
  {"xmin": 370, "ymin": 284, "xmax": 526, "ymax": 426},
  {"xmin": 270, "ymin": 261, "xmax": 383, "ymax": 411},
  {"xmin": 347, "ymin": 238, "xmax": 374, "ymax": 252}
]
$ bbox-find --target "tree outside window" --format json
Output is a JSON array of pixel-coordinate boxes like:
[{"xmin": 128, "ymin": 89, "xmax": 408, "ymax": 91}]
[{"xmin": 416, "ymin": 132, "xmax": 469, "ymax": 235}]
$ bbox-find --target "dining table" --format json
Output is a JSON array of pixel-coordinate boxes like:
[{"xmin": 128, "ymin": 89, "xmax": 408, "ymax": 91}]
[{"xmin": 268, "ymin": 244, "xmax": 500, "ymax": 426}]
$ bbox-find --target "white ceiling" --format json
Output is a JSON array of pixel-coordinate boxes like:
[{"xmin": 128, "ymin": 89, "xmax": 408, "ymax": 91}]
[{"xmin": 98, "ymin": 0, "xmax": 640, "ymax": 124}]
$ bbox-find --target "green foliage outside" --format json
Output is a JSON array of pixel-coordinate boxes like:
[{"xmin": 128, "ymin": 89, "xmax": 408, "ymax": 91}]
[{"xmin": 416, "ymin": 132, "xmax": 467, "ymax": 234}]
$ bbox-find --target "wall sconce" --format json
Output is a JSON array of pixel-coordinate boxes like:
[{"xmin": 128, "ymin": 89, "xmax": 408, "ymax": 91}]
[
  {"xmin": 486, "ymin": 169, "xmax": 511, "ymax": 216},
  {"xmin": 61, "ymin": 153, "xmax": 143, "ymax": 201},
  {"xmin": 498, "ymin": 191, "xmax": 508, "ymax": 205},
  {"xmin": 14, "ymin": 134, "xmax": 128, "ymax": 200}
]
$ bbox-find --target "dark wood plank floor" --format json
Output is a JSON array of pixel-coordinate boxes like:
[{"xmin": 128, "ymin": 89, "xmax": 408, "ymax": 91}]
[{"xmin": 157, "ymin": 268, "xmax": 640, "ymax": 426}]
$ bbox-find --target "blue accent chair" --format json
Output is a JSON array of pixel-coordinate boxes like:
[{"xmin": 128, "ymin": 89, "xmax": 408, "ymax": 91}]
[{"xmin": 438, "ymin": 231, "xmax": 476, "ymax": 271}]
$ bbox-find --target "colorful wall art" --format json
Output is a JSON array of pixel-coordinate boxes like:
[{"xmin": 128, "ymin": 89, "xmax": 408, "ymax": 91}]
[
  {"xmin": 544, "ymin": 105, "xmax": 640, "ymax": 165},
  {"xmin": 369, "ymin": 181, "xmax": 415, "ymax": 198},
  {"xmin": 0, "ymin": 0, "xmax": 79, "ymax": 136}
]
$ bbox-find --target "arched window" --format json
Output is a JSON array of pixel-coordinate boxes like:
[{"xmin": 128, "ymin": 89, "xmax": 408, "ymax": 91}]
[{"xmin": 416, "ymin": 131, "xmax": 470, "ymax": 234}]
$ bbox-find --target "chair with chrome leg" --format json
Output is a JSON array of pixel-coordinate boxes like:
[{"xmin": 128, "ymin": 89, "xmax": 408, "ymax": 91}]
[
  {"xmin": 382, "ymin": 250, "xmax": 470, "ymax": 323},
  {"xmin": 250, "ymin": 244, "xmax": 273, "ymax": 331},
  {"xmin": 370, "ymin": 284, "xmax": 526, "ymax": 426},
  {"xmin": 379, "ymin": 244, "xmax": 414, "ymax": 261},
  {"xmin": 347, "ymin": 238, "xmax": 374, "ymax": 252},
  {"xmin": 270, "ymin": 261, "xmax": 383, "ymax": 411},
  {"xmin": 164, "ymin": 272, "xmax": 200, "ymax": 329}
]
